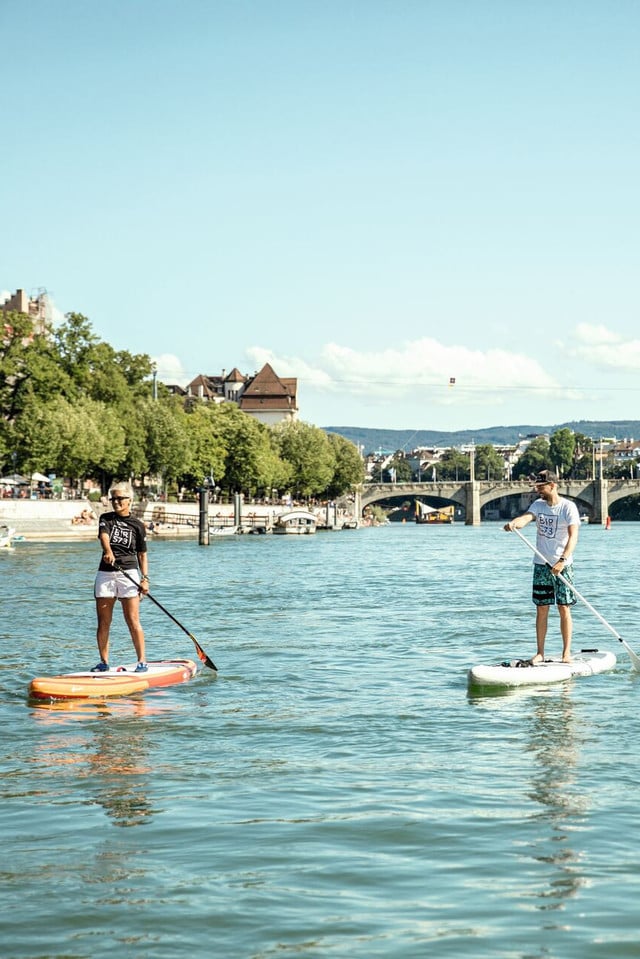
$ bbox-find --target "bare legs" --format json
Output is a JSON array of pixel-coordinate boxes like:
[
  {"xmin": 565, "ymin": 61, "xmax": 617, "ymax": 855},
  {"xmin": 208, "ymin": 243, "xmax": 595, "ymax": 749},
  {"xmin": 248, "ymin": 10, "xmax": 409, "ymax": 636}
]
[
  {"xmin": 534, "ymin": 604, "xmax": 572, "ymax": 664},
  {"xmin": 558, "ymin": 605, "xmax": 572, "ymax": 662},
  {"xmin": 95, "ymin": 596, "xmax": 145, "ymax": 664}
]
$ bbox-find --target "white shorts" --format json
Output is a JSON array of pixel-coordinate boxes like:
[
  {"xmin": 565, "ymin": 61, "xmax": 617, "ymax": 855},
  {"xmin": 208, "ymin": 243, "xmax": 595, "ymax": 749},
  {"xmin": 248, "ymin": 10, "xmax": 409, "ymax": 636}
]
[{"xmin": 94, "ymin": 569, "xmax": 141, "ymax": 600}]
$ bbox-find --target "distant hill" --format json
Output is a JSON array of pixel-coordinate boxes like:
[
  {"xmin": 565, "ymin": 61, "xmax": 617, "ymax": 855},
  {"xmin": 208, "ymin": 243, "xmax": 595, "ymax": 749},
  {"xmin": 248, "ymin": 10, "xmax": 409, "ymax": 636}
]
[{"xmin": 323, "ymin": 421, "xmax": 640, "ymax": 454}]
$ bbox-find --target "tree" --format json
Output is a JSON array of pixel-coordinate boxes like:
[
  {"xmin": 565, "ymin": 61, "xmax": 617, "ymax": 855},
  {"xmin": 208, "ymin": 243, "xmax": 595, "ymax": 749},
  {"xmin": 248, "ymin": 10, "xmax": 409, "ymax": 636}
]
[
  {"xmin": 217, "ymin": 405, "xmax": 280, "ymax": 496},
  {"xmin": 325, "ymin": 432, "xmax": 365, "ymax": 498},
  {"xmin": 272, "ymin": 421, "xmax": 336, "ymax": 499},
  {"xmin": 143, "ymin": 400, "xmax": 191, "ymax": 486},
  {"xmin": 53, "ymin": 313, "xmax": 153, "ymax": 404},
  {"xmin": 180, "ymin": 402, "xmax": 227, "ymax": 489},
  {"xmin": 474, "ymin": 444, "xmax": 505, "ymax": 480},
  {"xmin": 549, "ymin": 428, "xmax": 576, "ymax": 477},
  {"xmin": 257, "ymin": 436, "xmax": 293, "ymax": 499},
  {"xmin": 571, "ymin": 433, "xmax": 594, "ymax": 479},
  {"xmin": 0, "ymin": 311, "xmax": 69, "ymax": 427},
  {"xmin": 512, "ymin": 436, "xmax": 551, "ymax": 478},
  {"xmin": 434, "ymin": 448, "xmax": 470, "ymax": 480},
  {"xmin": 12, "ymin": 396, "xmax": 64, "ymax": 474},
  {"xmin": 384, "ymin": 452, "xmax": 413, "ymax": 484}
]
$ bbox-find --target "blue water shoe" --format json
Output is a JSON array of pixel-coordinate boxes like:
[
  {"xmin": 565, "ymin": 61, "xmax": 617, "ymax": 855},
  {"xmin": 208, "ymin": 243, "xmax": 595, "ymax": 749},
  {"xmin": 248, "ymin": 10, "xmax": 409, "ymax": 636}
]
[
  {"xmin": 91, "ymin": 661, "xmax": 109, "ymax": 672},
  {"xmin": 134, "ymin": 662, "xmax": 148, "ymax": 673}
]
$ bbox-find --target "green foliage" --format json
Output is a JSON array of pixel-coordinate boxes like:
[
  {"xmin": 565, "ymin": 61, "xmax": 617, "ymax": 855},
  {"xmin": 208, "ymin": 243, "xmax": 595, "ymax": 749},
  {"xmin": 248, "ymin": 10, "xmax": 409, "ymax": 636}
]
[
  {"xmin": 326, "ymin": 432, "xmax": 365, "ymax": 497},
  {"xmin": 474, "ymin": 444, "xmax": 505, "ymax": 480},
  {"xmin": 512, "ymin": 436, "xmax": 551, "ymax": 479},
  {"xmin": 272, "ymin": 421, "xmax": 336, "ymax": 498},
  {"xmin": 433, "ymin": 448, "xmax": 470, "ymax": 480},
  {"xmin": 9, "ymin": 393, "xmax": 126, "ymax": 483},
  {"xmin": 549, "ymin": 428, "xmax": 576, "ymax": 476},
  {"xmin": 0, "ymin": 309, "xmax": 367, "ymax": 497},
  {"xmin": 212, "ymin": 403, "xmax": 272, "ymax": 496},
  {"xmin": 181, "ymin": 403, "xmax": 227, "ymax": 488},
  {"xmin": 0, "ymin": 311, "xmax": 69, "ymax": 422},
  {"xmin": 383, "ymin": 453, "xmax": 413, "ymax": 484},
  {"xmin": 53, "ymin": 313, "xmax": 153, "ymax": 404},
  {"xmin": 142, "ymin": 400, "xmax": 191, "ymax": 483}
]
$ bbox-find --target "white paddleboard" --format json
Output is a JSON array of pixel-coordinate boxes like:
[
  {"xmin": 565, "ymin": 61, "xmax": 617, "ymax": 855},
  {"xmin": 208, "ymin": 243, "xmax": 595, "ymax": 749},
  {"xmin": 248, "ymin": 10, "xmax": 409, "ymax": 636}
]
[{"xmin": 468, "ymin": 649, "xmax": 616, "ymax": 689}]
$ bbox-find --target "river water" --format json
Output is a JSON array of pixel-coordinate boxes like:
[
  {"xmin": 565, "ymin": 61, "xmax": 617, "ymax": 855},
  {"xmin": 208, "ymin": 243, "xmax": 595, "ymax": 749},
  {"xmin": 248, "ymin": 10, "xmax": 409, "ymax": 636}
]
[{"xmin": 1, "ymin": 522, "xmax": 639, "ymax": 958}]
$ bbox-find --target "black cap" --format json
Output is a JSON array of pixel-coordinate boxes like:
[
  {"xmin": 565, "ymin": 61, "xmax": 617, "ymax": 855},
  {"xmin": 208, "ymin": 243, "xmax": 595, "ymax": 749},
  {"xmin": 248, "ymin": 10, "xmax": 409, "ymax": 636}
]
[{"xmin": 531, "ymin": 469, "xmax": 558, "ymax": 484}]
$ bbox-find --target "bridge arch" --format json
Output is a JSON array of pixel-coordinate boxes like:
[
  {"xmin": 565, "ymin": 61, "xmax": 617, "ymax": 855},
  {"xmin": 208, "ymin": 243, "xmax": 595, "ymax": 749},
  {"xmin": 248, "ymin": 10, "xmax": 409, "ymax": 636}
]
[{"xmin": 356, "ymin": 478, "xmax": 638, "ymax": 525}]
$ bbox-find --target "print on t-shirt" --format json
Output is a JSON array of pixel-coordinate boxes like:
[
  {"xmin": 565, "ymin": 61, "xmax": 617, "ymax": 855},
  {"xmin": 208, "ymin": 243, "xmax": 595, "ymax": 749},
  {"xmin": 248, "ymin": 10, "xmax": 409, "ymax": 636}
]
[
  {"xmin": 111, "ymin": 522, "xmax": 134, "ymax": 551},
  {"xmin": 537, "ymin": 513, "xmax": 558, "ymax": 539}
]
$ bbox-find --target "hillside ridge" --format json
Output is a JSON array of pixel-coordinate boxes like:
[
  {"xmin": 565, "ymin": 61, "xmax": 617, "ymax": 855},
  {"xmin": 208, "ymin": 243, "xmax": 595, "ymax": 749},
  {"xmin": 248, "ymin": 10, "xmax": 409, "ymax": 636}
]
[{"xmin": 323, "ymin": 421, "xmax": 640, "ymax": 453}]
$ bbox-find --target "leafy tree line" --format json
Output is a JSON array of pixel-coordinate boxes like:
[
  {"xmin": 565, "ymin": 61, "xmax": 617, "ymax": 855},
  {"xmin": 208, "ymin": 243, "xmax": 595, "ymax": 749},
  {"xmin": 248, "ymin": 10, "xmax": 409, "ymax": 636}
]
[{"xmin": 0, "ymin": 311, "xmax": 364, "ymax": 499}]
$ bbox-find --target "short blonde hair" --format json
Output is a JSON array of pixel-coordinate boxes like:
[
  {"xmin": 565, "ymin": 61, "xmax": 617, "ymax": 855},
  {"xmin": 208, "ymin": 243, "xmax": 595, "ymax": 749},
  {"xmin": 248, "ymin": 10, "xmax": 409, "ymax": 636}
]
[{"xmin": 109, "ymin": 482, "xmax": 133, "ymax": 500}]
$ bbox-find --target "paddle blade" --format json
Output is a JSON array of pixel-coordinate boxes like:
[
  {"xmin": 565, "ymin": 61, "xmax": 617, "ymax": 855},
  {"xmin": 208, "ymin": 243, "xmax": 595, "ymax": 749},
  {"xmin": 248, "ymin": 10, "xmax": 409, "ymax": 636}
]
[
  {"xmin": 191, "ymin": 635, "xmax": 217, "ymax": 671},
  {"xmin": 623, "ymin": 640, "xmax": 640, "ymax": 672}
]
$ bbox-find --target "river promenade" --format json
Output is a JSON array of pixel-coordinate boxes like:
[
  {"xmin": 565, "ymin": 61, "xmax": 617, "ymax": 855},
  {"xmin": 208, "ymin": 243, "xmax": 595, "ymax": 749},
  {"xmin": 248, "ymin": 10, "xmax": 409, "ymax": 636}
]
[{"xmin": 0, "ymin": 497, "xmax": 355, "ymax": 541}]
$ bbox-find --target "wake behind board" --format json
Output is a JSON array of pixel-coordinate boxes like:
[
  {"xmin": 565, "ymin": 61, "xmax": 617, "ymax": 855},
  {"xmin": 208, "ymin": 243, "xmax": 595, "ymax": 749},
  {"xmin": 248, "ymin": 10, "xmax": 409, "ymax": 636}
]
[
  {"xmin": 29, "ymin": 659, "xmax": 198, "ymax": 701},
  {"xmin": 468, "ymin": 649, "xmax": 616, "ymax": 689}
]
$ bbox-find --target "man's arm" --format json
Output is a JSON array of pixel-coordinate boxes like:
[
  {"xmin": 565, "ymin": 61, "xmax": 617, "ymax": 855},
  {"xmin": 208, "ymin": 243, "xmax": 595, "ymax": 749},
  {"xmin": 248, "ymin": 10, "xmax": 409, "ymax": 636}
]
[{"xmin": 504, "ymin": 512, "xmax": 534, "ymax": 532}]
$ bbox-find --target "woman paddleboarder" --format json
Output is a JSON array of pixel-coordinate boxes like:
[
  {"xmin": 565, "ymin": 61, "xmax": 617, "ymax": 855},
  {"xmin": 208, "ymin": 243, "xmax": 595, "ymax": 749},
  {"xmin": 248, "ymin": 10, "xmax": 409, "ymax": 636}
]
[{"xmin": 92, "ymin": 482, "xmax": 150, "ymax": 672}]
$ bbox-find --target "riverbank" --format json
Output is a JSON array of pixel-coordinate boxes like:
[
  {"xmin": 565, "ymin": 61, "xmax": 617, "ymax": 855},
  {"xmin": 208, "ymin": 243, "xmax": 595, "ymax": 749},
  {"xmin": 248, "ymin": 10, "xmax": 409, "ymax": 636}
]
[
  {"xmin": 0, "ymin": 499, "xmax": 98, "ymax": 541},
  {"xmin": 0, "ymin": 498, "xmax": 359, "ymax": 542},
  {"xmin": 0, "ymin": 499, "xmax": 199, "ymax": 542}
]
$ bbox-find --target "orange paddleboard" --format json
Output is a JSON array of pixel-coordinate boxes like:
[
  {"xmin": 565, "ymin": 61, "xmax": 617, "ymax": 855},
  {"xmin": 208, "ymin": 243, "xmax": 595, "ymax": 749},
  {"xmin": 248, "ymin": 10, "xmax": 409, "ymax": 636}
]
[{"xmin": 29, "ymin": 659, "xmax": 198, "ymax": 701}]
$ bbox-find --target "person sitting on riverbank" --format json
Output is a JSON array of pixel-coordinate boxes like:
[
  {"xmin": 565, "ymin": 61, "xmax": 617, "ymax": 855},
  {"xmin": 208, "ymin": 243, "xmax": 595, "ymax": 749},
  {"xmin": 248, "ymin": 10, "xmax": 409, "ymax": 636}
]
[{"xmin": 72, "ymin": 508, "xmax": 95, "ymax": 525}]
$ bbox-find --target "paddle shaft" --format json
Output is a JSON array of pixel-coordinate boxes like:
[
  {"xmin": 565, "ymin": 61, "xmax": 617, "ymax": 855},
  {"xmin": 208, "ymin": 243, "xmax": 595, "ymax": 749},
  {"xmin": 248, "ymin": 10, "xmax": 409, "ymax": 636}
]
[
  {"xmin": 512, "ymin": 527, "xmax": 640, "ymax": 670},
  {"xmin": 114, "ymin": 565, "xmax": 217, "ymax": 671}
]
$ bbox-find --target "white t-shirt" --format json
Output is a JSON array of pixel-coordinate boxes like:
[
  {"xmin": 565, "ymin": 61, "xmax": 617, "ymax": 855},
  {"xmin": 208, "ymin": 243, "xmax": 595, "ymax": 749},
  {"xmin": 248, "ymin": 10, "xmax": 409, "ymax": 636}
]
[{"xmin": 527, "ymin": 497, "xmax": 580, "ymax": 565}]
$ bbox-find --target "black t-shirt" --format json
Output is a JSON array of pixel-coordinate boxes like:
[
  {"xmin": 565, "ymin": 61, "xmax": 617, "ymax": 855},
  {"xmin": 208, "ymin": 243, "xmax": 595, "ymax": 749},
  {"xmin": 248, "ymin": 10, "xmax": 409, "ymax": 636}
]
[{"xmin": 97, "ymin": 512, "xmax": 147, "ymax": 571}]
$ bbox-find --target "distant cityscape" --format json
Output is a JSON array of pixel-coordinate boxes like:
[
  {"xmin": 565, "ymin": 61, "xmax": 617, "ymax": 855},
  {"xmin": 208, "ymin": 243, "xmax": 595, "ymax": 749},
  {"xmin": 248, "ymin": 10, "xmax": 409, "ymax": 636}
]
[{"xmin": 324, "ymin": 422, "xmax": 640, "ymax": 456}]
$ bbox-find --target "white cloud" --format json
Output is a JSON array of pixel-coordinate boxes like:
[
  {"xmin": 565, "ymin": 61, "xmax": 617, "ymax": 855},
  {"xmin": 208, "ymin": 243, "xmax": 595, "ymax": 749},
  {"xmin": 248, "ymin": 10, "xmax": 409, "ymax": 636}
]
[
  {"xmin": 247, "ymin": 337, "xmax": 565, "ymax": 408},
  {"xmin": 571, "ymin": 323, "xmax": 640, "ymax": 370},
  {"xmin": 152, "ymin": 353, "xmax": 189, "ymax": 386}
]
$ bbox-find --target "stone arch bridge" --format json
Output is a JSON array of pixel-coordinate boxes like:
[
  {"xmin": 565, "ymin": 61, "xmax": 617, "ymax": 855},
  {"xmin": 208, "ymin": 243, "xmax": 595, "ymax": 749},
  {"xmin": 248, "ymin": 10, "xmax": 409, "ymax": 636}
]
[{"xmin": 357, "ymin": 478, "xmax": 640, "ymax": 526}]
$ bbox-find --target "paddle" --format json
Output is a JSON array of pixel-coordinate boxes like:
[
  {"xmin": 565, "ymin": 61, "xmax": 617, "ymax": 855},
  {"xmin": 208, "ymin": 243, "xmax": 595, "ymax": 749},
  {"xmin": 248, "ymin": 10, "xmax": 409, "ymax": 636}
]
[
  {"xmin": 511, "ymin": 527, "xmax": 640, "ymax": 671},
  {"xmin": 114, "ymin": 564, "xmax": 218, "ymax": 671}
]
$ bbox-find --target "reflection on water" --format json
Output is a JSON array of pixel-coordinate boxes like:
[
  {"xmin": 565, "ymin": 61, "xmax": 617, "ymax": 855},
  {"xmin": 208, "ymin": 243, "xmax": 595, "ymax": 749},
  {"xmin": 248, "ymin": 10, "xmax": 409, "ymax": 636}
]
[
  {"xmin": 524, "ymin": 687, "xmax": 589, "ymax": 911},
  {"xmin": 29, "ymin": 696, "xmax": 178, "ymax": 827},
  {"xmin": 469, "ymin": 683, "xmax": 589, "ymax": 920}
]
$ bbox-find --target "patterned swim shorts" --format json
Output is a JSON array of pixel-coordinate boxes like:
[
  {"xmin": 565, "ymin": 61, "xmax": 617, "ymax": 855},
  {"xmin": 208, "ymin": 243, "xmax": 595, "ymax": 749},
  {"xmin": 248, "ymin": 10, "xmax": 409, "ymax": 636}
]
[{"xmin": 532, "ymin": 562, "xmax": 577, "ymax": 607}]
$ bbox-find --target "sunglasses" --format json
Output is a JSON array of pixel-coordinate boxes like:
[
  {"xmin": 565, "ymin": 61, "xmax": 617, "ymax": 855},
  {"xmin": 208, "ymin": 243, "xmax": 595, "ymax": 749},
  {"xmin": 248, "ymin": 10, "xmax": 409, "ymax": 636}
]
[{"xmin": 110, "ymin": 496, "xmax": 130, "ymax": 503}]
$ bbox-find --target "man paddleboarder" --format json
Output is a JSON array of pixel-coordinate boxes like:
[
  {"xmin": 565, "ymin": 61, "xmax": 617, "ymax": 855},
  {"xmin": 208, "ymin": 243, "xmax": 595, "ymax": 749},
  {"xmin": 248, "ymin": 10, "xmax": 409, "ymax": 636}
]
[{"xmin": 504, "ymin": 469, "xmax": 580, "ymax": 664}]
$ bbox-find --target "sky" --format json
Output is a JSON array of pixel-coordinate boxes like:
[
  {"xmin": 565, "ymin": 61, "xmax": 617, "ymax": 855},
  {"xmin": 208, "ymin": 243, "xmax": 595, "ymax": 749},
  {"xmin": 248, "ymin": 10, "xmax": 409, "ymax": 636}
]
[{"xmin": 2, "ymin": 0, "xmax": 640, "ymax": 432}]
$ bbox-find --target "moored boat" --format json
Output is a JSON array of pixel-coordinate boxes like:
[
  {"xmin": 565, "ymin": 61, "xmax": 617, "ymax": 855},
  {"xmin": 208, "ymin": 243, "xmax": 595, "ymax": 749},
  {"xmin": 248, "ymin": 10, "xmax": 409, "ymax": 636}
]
[
  {"xmin": 415, "ymin": 502, "xmax": 454, "ymax": 524},
  {"xmin": 209, "ymin": 524, "xmax": 238, "ymax": 537},
  {"xmin": 273, "ymin": 509, "xmax": 317, "ymax": 534}
]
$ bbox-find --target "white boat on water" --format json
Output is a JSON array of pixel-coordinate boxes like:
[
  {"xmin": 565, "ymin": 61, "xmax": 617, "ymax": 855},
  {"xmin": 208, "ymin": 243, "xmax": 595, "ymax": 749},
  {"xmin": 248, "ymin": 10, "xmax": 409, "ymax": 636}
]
[
  {"xmin": 273, "ymin": 509, "xmax": 317, "ymax": 535},
  {"xmin": 209, "ymin": 524, "xmax": 238, "ymax": 537},
  {"xmin": 0, "ymin": 525, "xmax": 16, "ymax": 549}
]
